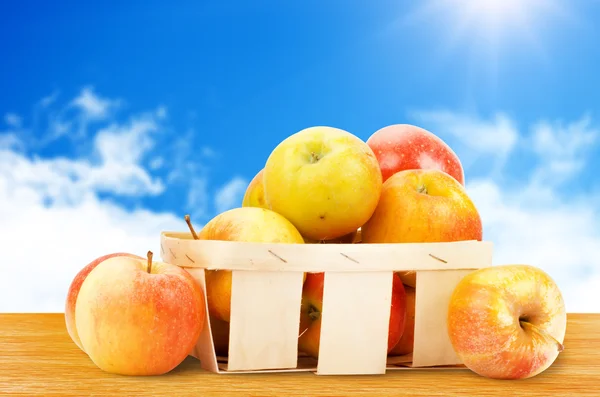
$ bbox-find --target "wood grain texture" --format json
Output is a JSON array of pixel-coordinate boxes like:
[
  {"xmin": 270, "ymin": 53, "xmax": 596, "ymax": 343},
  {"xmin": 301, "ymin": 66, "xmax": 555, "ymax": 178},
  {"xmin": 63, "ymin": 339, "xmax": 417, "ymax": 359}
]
[{"xmin": 0, "ymin": 313, "xmax": 598, "ymax": 396}]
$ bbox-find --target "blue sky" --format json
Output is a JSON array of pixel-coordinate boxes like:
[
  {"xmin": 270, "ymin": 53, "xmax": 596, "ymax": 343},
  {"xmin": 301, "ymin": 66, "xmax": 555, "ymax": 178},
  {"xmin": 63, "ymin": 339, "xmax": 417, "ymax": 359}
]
[{"xmin": 1, "ymin": 1, "xmax": 599, "ymax": 312}]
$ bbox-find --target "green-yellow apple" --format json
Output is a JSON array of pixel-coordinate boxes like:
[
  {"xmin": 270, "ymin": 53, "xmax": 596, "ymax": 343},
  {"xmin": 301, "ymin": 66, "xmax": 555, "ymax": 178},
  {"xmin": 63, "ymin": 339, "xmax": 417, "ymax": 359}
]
[
  {"xmin": 263, "ymin": 126, "xmax": 383, "ymax": 241},
  {"xmin": 366, "ymin": 123, "xmax": 465, "ymax": 185},
  {"xmin": 388, "ymin": 285, "xmax": 416, "ymax": 356},
  {"xmin": 447, "ymin": 264, "xmax": 567, "ymax": 380},
  {"xmin": 65, "ymin": 252, "xmax": 142, "ymax": 352},
  {"xmin": 75, "ymin": 252, "xmax": 206, "ymax": 376},
  {"xmin": 298, "ymin": 272, "xmax": 407, "ymax": 358},
  {"xmin": 242, "ymin": 168, "xmax": 268, "ymax": 209},
  {"xmin": 185, "ymin": 207, "xmax": 305, "ymax": 324},
  {"xmin": 361, "ymin": 169, "xmax": 482, "ymax": 243}
]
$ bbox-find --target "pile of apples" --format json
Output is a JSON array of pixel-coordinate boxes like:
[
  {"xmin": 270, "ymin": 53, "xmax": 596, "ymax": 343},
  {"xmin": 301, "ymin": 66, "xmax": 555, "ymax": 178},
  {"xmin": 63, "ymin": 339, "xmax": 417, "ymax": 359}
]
[{"xmin": 65, "ymin": 124, "xmax": 567, "ymax": 380}]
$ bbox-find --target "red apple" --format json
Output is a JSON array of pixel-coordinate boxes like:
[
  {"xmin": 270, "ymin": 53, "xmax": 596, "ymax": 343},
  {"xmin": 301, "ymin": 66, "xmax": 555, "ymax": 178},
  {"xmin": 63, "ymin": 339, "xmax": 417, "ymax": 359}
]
[
  {"xmin": 65, "ymin": 252, "xmax": 142, "ymax": 352},
  {"xmin": 447, "ymin": 264, "xmax": 567, "ymax": 379},
  {"xmin": 298, "ymin": 272, "xmax": 407, "ymax": 358},
  {"xmin": 388, "ymin": 285, "xmax": 416, "ymax": 356},
  {"xmin": 75, "ymin": 251, "xmax": 206, "ymax": 375},
  {"xmin": 366, "ymin": 124, "xmax": 465, "ymax": 185}
]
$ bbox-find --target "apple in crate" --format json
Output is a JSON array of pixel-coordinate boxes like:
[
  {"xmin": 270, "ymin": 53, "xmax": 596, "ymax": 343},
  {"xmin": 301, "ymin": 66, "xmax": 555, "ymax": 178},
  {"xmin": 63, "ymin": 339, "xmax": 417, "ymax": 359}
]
[
  {"xmin": 242, "ymin": 168, "xmax": 268, "ymax": 209},
  {"xmin": 361, "ymin": 168, "xmax": 482, "ymax": 243},
  {"xmin": 65, "ymin": 252, "xmax": 142, "ymax": 352},
  {"xmin": 298, "ymin": 272, "xmax": 407, "ymax": 358},
  {"xmin": 263, "ymin": 126, "xmax": 383, "ymax": 241},
  {"xmin": 366, "ymin": 123, "xmax": 464, "ymax": 185},
  {"xmin": 447, "ymin": 264, "xmax": 567, "ymax": 380},
  {"xmin": 388, "ymin": 285, "xmax": 416, "ymax": 356},
  {"xmin": 75, "ymin": 252, "xmax": 206, "ymax": 376},
  {"xmin": 186, "ymin": 207, "xmax": 305, "ymax": 323}
]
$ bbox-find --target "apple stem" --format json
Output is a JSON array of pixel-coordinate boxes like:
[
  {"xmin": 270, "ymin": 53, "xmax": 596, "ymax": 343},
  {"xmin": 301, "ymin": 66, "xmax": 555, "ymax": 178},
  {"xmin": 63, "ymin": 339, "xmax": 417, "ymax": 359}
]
[
  {"xmin": 147, "ymin": 251, "xmax": 153, "ymax": 274},
  {"xmin": 184, "ymin": 214, "xmax": 199, "ymax": 240},
  {"xmin": 417, "ymin": 185, "xmax": 428, "ymax": 194},
  {"xmin": 520, "ymin": 321, "xmax": 564, "ymax": 353}
]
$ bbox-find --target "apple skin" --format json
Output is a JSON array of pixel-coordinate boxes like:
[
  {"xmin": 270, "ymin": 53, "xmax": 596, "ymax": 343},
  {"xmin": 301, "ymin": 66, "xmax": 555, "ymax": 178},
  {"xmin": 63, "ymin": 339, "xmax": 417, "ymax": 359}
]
[
  {"xmin": 366, "ymin": 124, "xmax": 465, "ymax": 185},
  {"xmin": 242, "ymin": 168, "xmax": 268, "ymax": 209},
  {"xmin": 75, "ymin": 255, "xmax": 206, "ymax": 376},
  {"xmin": 65, "ymin": 252, "xmax": 142, "ymax": 352},
  {"xmin": 388, "ymin": 285, "xmax": 416, "ymax": 356},
  {"xmin": 198, "ymin": 207, "xmax": 305, "ymax": 323},
  {"xmin": 263, "ymin": 126, "xmax": 383, "ymax": 241},
  {"xmin": 361, "ymin": 169, "xmax": 482, "ymax": 244},
  {"xmin": 447, "ymin": 264, "xmax": 567, "ymax": 380},
  {"xmin": 298, "ymin": 272, "xmax": 407, "ymax": 358}
]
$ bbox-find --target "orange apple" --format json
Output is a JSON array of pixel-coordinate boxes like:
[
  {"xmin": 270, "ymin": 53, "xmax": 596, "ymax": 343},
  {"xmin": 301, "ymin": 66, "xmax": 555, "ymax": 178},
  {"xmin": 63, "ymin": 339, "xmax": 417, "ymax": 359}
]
[
  {"xmin": 366, "ymin": 123, "xmax": 465, "ymax": 185},
  {"xmin": 388, "ymin": 285, "xmax": 416, "ymax": 356},
  {"xmin": 242, "ymin": 168, "xmax": 268, "ymax": 209},
  {"xmin": 75, "ymin": 252, "xmax": 206, "ymax": 376},
  {"xmin": 361, "ymin": 169, "xmax": 482, "ymax": 243},
  {"xmin": 298, "ymin": 272, "xmax": 407, "ymax": 358},
  {"xmin": 447, "ymin": 264, "xmax": 567, "ymax": 380},
  {"xmin": 65, "ymin": 252, "xmax": 142, "ymax": 352},
  {"xmin": 263, "ymin": 126, "xmax": 383, "ymax": 241},
  {"xmin": 186, "ymin": 207, "xmax": 305, "ymax": 323}
]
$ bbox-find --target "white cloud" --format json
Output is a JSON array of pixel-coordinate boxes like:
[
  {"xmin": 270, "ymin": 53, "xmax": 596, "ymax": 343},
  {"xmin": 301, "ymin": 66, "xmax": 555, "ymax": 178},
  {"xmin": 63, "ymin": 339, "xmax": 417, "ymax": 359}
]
[
  {"xmin": 454, "ymin": 112, "xmax": 600, "ymax": 313},
  {"xmin": 4, "ymin": 112, "xmax": 22, "ymax": 128},
  {"xmin": 71, "ymin": 86, "xmax": 120, "ymax": 120},
  {"xmin": 410, "ymin": 109, "xmax": 519, "ymax": 156},
  {"xmin": 214, "ymin": 176, "xmax": 248, "ymax": 214},
  {"xmin": 0, "ymin": 89, "xmax": 189, "ymax": 312},
  {"xmin": 0, "ymin": 191, "xmax": 182, "ymax": 312},
  {"xmin": 528, "ymin": 115, "xmax": 598, "ymax": 185}
]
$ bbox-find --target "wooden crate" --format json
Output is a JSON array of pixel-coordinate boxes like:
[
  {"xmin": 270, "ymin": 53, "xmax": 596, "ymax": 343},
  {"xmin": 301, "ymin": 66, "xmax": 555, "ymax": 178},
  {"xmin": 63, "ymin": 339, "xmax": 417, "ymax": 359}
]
[{"xmin": 160, "ymin": 231, "xmax": 493, "ymax": 375}]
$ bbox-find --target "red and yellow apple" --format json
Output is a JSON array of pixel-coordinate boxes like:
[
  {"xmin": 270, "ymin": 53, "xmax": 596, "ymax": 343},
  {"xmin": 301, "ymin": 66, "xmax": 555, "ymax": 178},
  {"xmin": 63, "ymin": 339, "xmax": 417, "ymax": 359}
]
[
  {"xmin": 242, "ymin": 168, "xmax": 268, "ymax": 209},
  {"xmin": 263, "ymin": 126, "xmax": 383, "ymax": 241},
  {"xmin": 366, "ymin": 123, "xmax": 465, "ymax": 185},
  {"xmin": 447, "ymin": 264, "xmax": 567, "ymax": 380},
  {"xmin": 75, "ymin": 252, "xmax": 206, "ymax": 376},
  {"xmin": 191, "ymin": 207, "xmax": 305, "ymax": 323},
  {"xmin": 361, "ymin": 169, "xmax": 482, "ymax": 243},
  {"xmin": 65, "ymin": 252, "xmax": 142, "ymax": 352},
  {"xmin": 388, "ymin": 285, "xmax": 416, "ymax": 356},
  {"xmin": 298, "ymin": 272, "xmax": 407, "ymax": 358}
]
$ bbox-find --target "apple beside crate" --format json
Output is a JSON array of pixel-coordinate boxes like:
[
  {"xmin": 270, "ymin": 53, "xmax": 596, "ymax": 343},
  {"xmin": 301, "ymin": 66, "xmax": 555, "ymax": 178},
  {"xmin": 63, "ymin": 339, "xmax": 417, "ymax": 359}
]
[{"xmin": 160, "ymin": 231, "xmax": 493, "ymax": 375}]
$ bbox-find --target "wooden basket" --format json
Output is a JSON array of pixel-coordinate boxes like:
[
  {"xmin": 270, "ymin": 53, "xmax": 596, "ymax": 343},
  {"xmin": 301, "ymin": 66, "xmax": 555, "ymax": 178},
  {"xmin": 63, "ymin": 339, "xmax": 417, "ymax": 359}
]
[{"xmin": 160, "ymin": 231, "xmax": 493, "ymax": 375}]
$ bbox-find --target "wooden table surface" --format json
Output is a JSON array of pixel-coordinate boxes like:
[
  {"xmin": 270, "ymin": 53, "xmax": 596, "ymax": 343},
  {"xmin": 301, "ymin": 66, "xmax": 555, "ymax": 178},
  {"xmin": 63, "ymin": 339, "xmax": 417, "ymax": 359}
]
[{"xmin": 0, "ymin": 313, "xmax": 598, "ymax": 396}]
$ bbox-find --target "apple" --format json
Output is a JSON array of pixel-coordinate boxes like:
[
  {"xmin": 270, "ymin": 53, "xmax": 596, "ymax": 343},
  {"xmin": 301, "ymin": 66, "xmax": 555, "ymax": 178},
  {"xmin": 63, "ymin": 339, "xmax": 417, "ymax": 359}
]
[
  {"xmin": 65, "ymin": 252, "xmax": 142, "ymax": 352},
  {"xmin": 75, "ymin": 251, "xmax": 206, "ymax": 376},
  {"xmin": 447, "ymin": 264, "xmax": 567, "ymax": 380},
  {"xmin": 298, "ymin": 272, "xmax": 407, "ymax": 358},
  {"xmin": 242, "ymin": 168, "xmax": 269, "ymax": 209},
  {"xmin": 366, "ymin": 123, "xmax": 465, "ymax": 185},
  {"xmin": 263, "ymin": 126, "xmax": 383, "ymax": 241},
  {"xmin": 185, "ymin": 208, "xmax": 305, "ymax": 323},
  {"xmin": 396, "ymin": 271, "xmax": 416, "ymax": 288},
  {"xmin": 388, "ymin": 285, "xmax": 416, "ymax": 356},
  {"xmin": 361, "ymin": 169, "xmax": 482, "ymax": 244},
  {"xmin": 210, "ymin": 316, "xmax": 231, "ymax": 357},
  {"xmin": 302, "ymin": 229, "xmax": 358, "ymax": 244}
]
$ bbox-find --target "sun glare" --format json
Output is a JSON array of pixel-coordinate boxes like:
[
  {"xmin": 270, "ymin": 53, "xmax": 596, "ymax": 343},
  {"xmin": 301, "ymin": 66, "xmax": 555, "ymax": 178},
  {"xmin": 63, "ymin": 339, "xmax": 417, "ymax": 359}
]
[{"xmin": 400, "ymin": 0, "xmax": 574, "ymax": 60}]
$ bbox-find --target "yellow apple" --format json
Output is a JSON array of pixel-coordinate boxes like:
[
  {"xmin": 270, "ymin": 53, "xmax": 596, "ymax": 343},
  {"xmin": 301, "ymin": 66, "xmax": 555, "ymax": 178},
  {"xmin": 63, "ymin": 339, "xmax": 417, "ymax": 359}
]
[
  {"xmin": 263, "ymin": 126, "xmax": 383, "ymax": 241},
  {"xmin": 186, "ymin": 207, "xmax": 305, "ymax": 323},
  {"xmin": 242, "ymin": 168, "xmax": 268, "ymax": 209}
]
